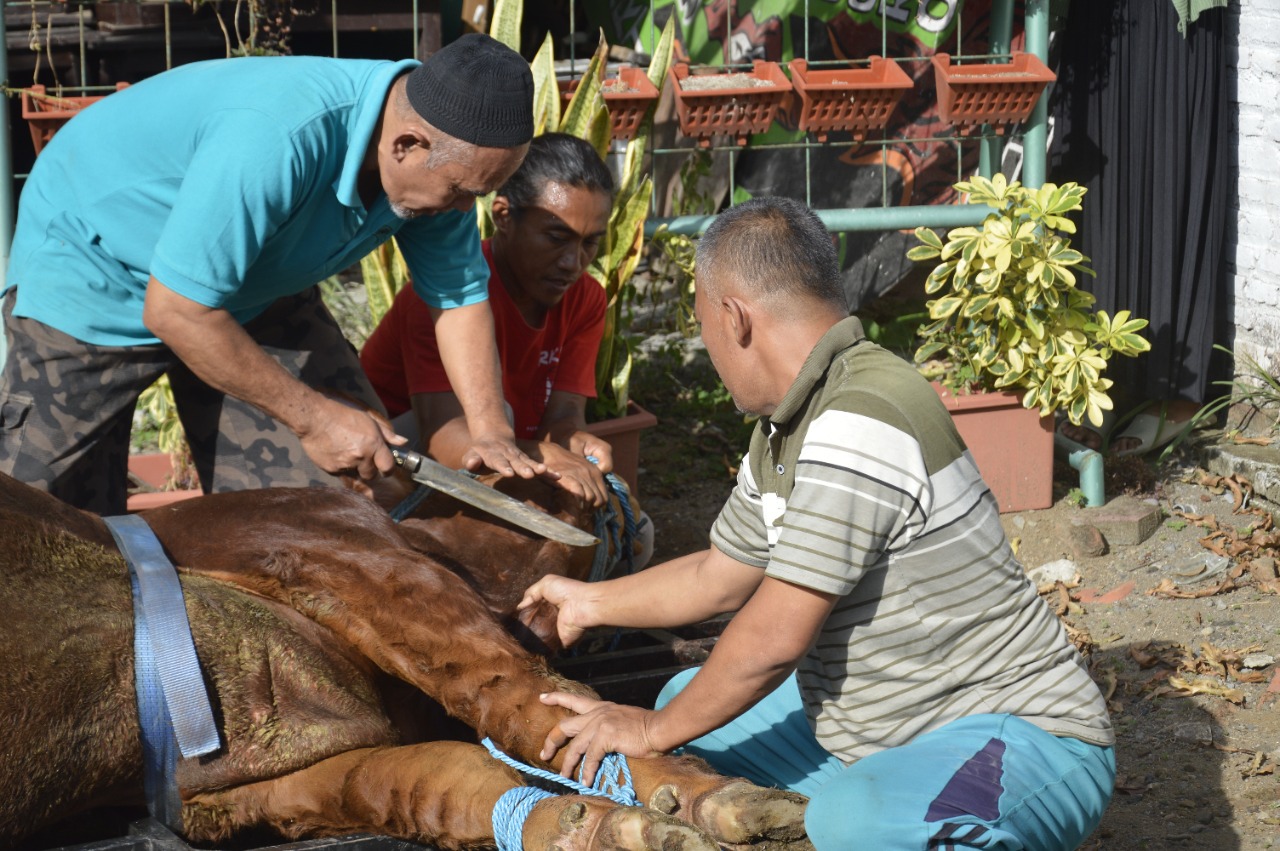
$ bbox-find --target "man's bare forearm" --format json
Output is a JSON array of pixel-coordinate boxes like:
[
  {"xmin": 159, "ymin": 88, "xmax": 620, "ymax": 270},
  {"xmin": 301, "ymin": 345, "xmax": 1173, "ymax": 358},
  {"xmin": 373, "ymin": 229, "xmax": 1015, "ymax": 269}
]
[
  {"xmin": 430, "ymin": 301, "xmax": 513, "ymax": 440},
  {"xmin": 143, "ymin": 278, "xmax": 320, "ymax": 431}
]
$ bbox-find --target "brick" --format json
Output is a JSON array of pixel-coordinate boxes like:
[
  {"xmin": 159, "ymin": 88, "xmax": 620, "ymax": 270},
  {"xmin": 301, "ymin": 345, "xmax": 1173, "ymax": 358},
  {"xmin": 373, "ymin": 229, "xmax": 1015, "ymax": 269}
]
[
  {"xmin": 1093, "ymin": 581, "xmax": 1137, "ymax": 605},
  {"xmin": 1077, "ymin": 496, "xmax": 1162, "ymax": 547}
]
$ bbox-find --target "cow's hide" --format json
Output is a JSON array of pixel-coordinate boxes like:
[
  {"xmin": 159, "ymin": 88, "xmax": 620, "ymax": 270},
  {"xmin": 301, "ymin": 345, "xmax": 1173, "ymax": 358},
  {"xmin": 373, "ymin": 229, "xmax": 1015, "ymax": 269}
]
[{"xmin": 0, "ymin": 474, "xmax": 808, "ymax": 851}]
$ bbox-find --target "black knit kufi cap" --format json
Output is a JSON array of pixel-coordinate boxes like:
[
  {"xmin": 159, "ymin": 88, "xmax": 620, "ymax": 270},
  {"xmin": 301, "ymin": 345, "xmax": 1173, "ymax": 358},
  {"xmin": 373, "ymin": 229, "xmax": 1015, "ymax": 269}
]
[{"xmin": 406, "ymin": 33, "xmax": 534, "ymax": 148}]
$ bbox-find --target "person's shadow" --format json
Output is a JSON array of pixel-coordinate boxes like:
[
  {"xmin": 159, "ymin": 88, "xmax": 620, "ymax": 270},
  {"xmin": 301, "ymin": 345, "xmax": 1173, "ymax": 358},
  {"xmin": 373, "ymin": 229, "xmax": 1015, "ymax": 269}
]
[{"xmin": 1082, "ymin": 641, "xmax": 1239, "ymax": 850}]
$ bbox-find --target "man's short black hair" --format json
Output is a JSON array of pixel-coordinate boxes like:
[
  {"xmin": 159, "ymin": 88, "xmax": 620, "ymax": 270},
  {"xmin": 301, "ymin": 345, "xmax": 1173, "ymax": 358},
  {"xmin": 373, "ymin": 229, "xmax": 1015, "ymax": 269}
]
[
  {"xmin": 499, "ymin": 133, "xmax": 614, "ymax": 213},
  {"xmin": 697, "ymin": 196, "xmax": 848, "ymax": 312}
]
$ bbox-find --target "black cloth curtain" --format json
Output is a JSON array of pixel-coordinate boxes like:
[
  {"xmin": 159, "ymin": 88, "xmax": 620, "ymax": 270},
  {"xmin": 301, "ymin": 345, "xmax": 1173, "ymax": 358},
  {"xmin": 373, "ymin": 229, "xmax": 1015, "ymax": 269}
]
[{"xmin": 1049, "ymin": 0, "xmax": 1232, "ymax": 407}]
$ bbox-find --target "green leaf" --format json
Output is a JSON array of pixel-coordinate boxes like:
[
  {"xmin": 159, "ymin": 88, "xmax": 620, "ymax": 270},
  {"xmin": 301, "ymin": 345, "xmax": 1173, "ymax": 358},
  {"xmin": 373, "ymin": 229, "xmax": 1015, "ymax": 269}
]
[
  {"xmin": 529, "ymin": 34, "xmax": 560, "ymax": 135},
  {"xmin": 488, "ymin": 0, "xmax": 522, "ymax": 52},
  {"xmin": 914, "ymin": 226, "xmax": 945, "ymax": 250},
  {"xmin": 908, "ymin": 245, "xmax": 942, "ymax": 261},
  {"xmin": 929, "ymin": 295, "xmax": 964, "ymax": 320}
]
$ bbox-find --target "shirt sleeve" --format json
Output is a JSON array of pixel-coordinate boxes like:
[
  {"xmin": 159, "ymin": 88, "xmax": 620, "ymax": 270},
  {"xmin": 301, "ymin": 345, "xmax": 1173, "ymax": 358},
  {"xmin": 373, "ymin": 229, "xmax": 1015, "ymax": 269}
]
[
  {"xmin": 764, "ymin": 409, "xmax": 930, "ymax": 596},
  {"xmin": 550, "ymin": 275, "xmax": 606, "ymax": 398},
  {"xmin": 709, "ymin": 452, "xmax": 771, "ymax": 568},
  {"xmin": 397, "ymin": 208, "xmax": 491, "ymax": 309},
  {"xmin": 150, "ymin": 110, "xmax": 301, "ymax": 306}
]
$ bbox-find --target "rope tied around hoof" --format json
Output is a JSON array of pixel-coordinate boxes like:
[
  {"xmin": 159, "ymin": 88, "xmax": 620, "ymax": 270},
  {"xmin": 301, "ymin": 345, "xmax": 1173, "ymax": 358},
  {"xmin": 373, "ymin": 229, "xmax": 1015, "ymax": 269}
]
[
  {"xmin": 481, "ymin": 736, "xmax": 639, "ymax": 806},
  {"xmin": 492, "ymin": 786, "xmax": 556, "ymax": 851}
]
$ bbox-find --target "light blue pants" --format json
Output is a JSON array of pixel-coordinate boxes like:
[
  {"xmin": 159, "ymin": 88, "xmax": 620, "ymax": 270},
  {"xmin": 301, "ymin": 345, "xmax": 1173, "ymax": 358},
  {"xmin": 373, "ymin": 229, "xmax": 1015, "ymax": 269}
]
[{"xmin": 656, "ymin": 670, "xmax": 1115, "ymax": 850}]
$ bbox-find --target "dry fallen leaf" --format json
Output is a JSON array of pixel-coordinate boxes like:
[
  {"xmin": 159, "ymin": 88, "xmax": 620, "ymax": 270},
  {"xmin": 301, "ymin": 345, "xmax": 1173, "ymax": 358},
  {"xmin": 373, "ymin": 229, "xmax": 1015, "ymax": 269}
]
[{"xmin": 1165, "ymin": 675, "xmax": 1246, "ymax": 705}]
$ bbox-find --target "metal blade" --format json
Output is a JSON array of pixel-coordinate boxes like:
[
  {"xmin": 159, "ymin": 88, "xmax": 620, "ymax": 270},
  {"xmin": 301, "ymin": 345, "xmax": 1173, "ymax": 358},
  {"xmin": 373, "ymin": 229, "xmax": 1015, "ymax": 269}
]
[{"xmin": 390, "ymin": 448, "xmax": 599, "ymax": 547}]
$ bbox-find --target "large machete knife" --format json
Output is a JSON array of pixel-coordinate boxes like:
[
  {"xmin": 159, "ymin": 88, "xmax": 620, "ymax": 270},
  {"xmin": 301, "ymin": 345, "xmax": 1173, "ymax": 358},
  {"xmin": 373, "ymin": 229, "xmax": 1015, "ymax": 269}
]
[{"xmin": 390, "ymin": 447, "xmax": 598, "ymax": 547}]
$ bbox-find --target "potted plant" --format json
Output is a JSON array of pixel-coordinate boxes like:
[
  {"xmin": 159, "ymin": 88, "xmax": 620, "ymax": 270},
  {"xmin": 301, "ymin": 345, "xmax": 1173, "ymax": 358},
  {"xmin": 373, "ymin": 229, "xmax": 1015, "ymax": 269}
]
[
  {"xmin": 558, "ymin": 65, "xmax": 661, "ymax": 143},
  {"xmin": 784, "ymin": 56, "xmax": 913, "ymax": 143},
  {"xmin": 20, "ymin": 83, "xmax": 130, "ymax": 155},
  {"xmin": 907, "ymin": 175, "xmax": 1151, "ymax": 511},
  {"xmin": 669, "ymin": 60, "xmax": 792, "ymax": 148},
  {"xmin": 931, "ymin": 51, "xmax": 1056, "ymax": 136}
]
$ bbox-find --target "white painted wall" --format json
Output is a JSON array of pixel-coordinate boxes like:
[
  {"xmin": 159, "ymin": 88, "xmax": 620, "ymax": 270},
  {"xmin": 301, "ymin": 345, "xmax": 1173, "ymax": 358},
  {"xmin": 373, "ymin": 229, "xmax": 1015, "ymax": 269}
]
[{"xmin": 1228, "ymin": 2, "xmax": 1280, "ymax": 378}]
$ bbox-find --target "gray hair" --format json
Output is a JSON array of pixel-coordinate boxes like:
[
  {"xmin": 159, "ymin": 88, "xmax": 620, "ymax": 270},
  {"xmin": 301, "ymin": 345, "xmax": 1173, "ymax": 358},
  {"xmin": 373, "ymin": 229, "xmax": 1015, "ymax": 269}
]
[
  {"xmin": 696, "ymin": 197, "xmax": 848, "ymax": 313},
  {"xmin": 392, "ymin": 76, "xmax": 472, "ymax": 171}
]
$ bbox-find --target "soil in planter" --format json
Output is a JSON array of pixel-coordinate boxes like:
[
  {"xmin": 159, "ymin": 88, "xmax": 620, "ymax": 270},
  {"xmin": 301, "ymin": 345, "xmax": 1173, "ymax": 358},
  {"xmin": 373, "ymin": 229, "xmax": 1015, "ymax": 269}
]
[
  {"xmin": 680, "ymin": 73, "xmax": 777, "ymax": 91},
  {"xmin": 602, "ymin": 79, "xmax": 639, "ymax": 94}
]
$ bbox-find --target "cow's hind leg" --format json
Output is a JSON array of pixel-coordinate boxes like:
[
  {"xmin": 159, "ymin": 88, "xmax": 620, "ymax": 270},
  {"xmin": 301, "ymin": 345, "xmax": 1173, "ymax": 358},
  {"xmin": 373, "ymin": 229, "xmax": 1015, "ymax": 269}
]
[{"xmin": 183, "ymin": 741, "xmax": 718, "ymax": 851}]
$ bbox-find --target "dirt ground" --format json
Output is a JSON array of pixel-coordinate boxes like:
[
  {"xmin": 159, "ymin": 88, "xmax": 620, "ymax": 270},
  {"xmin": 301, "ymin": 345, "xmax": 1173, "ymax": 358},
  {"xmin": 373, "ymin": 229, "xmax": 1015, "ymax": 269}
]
[{"xmin": 629, "ymin": 361, "xmax": 1280, "ymax": 850}]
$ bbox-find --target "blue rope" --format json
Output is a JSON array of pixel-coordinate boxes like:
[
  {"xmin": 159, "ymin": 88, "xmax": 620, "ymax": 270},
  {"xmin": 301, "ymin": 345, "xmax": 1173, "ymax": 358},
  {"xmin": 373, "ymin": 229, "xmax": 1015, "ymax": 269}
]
[
  {"xmin": 586, "ymin": 460, "xmax": 639, "ymax": 583},
  {"xmin": 492, "ymin": 786, "xmax": 555, "ymax": 851},
  {"xmin": 389, "ymin": 483, "xmax": 434, "ymax": 523},
  {"xmin": 481, "ymin": 737, "xmax": 638, "ymax": 807}
]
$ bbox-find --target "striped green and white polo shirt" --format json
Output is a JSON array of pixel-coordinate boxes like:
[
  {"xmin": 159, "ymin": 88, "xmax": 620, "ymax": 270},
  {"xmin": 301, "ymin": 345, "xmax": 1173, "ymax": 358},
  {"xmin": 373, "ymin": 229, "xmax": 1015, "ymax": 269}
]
[{"xmin": 710, "ymin": 316, "xmax": 1114, "ymax": 763}]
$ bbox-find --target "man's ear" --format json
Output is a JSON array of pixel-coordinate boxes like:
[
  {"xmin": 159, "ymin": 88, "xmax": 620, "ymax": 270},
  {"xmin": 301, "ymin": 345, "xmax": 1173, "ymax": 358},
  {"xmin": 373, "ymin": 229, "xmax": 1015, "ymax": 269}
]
[
  {"xmin": 491, "ymin": 195, "xmax": 513, "ymax": 231},
  {"xmin": 723, "ymin": 295, "xmax": 752, "ymax": 347},
  {"xmin": 391, "ymin": 127, "xmax": 430, "ymax": 163}
]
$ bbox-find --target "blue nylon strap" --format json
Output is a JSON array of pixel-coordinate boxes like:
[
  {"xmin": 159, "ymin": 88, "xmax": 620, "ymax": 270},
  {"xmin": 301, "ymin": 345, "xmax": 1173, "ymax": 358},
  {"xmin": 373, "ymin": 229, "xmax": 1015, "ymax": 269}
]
[
  {"xmin": 127, "ymin": 570, "xmax": 184, "ymax": 831},
  {"xmin": 104, "ymin": 514, "xmax": 220, "ymax": 759}
]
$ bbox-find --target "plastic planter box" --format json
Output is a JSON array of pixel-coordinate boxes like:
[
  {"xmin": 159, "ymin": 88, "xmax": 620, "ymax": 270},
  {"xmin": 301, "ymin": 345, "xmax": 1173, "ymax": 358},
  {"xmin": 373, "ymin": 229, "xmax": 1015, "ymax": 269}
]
[
  {"xmin": 785, "ymin": 56, "xmax": 913, "ymax": 142},
  {"xmin": 931, "ymin": 51, "xmax": 1056, "ymax": 135},
  {"xmin": 670, "ymin": 60, "xmax": 792, "ymax": 148},
  {"xmin": 21, "ymin": 83, "xmax": 129, "ymax": 154},
  {"xmin": 559, "ymin": 66, "xmax": 660, "ymax": 142}
]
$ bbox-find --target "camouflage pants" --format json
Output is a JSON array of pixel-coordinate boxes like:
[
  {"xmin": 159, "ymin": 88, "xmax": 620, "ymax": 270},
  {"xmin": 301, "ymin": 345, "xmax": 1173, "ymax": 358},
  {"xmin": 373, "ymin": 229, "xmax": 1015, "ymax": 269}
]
[{"xmin": 0, "ymin": 288, "xmax": 383, "ymax": 515}]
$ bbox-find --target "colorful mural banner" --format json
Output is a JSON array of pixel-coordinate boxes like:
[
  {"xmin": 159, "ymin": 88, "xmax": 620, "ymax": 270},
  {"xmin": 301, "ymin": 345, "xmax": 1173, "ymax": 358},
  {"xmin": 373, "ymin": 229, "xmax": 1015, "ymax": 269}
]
[{"xmin": 584, "ymin": 0, "xmax": 1028, "ymax": 308}]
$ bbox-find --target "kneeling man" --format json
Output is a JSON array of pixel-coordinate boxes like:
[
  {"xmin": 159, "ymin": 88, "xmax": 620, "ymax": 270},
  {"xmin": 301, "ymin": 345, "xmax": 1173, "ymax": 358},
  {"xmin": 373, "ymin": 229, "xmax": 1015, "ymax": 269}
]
[{"xmin": 521, "ymin": 197, "xmax": 1116, "ymax": 851}]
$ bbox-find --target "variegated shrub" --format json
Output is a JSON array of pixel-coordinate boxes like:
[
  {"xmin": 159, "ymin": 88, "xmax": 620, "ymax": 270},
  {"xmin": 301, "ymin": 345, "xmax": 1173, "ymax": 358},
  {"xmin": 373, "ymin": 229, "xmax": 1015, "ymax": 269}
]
[{"xmin": 908, "ymin": 176, "xmax": 1151, "ymax": 428}]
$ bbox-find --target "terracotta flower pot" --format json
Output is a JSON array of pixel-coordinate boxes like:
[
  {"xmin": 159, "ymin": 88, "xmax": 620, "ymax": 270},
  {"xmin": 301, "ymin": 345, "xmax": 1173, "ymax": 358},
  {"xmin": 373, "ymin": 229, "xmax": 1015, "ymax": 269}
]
[
  {"xmin": 670, "ymin": 60, "xmax": 792, "ymax": 148},
  {"xmin": 784, "ymin": 57, "xmax": 913, "ymax": 143},
  {"xmin": 585, "ymin": 400, "xmax": 658, "ymax": 496},
  {"xmin": 559, "ymin": 66, "xmax": 660, "ymax": 142},
  {"xmin": 127, "ymin": 452, "xmax": 202, "ymax": 512},
  {"xmin": 933, "ymin": 384, "xmax": 1053, "ymax": 513},
  {"xmin": 21, "ymin": 83, "xmax": 130, "ymax": 155},
  {"xmin": 931, "ymin": 51, "xmax": 1055, "ymax": 136}
]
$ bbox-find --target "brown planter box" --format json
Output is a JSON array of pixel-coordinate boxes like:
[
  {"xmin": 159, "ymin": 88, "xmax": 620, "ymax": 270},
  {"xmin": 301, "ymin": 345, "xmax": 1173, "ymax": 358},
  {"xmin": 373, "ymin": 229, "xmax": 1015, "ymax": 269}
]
[
  {"xmin": 670, "ymin": 60, "xmax": 792, "ymax": 148},
  {"xmin": 931, "ymin": 51, "xmax": 1055, "ymax": 136},
  {"xmin": 934, "ymin": 384, "xmax": 1053, "ymax": 513},
  {"xmin": 559, "ymin": 66, "xmax": 660, "ymax": 142},
  {"xmin": 127, "ymin": 452, "xmax": 202, "ymax": 512},
  {"xmin": 784, "ymin": 56, "xmax": 913, "ymax": 143},
  {"xmin": 585, "ymin": 400, "xmax": 657, "ymax": 496},
  {"xmin": 21, "ymin": 83, "xmax": 129, "ymax": 155}
]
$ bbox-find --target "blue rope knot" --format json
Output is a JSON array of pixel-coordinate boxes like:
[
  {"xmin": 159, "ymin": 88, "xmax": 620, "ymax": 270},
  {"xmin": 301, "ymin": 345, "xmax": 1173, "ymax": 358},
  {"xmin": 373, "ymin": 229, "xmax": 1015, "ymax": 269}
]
[
  {"xmin": 481, "ymin": 737, "xmax": 638, "ymax": 807},
  {"xmin": 586, "ymin": 458, "xmax": 639, "ymax": 583},
  {"xmin": 492, "ymin": 785, "xmax": 555, "ymax": 851}
]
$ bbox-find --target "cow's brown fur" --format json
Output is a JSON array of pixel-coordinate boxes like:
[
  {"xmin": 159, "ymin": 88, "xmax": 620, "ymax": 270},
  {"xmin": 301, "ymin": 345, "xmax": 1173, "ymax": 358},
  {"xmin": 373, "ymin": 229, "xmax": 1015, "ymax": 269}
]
[{"xmin": 0, "ymin": 474, "xmax": 807, "ymax": 850}]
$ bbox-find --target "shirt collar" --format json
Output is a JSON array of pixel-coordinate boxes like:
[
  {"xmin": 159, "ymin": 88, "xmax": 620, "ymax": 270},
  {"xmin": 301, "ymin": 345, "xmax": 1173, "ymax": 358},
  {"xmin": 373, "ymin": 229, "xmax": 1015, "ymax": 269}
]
[
  {"xmin": 334, "ymin": 59, "xmax": 421, "ymax": 210},
  {"xmin": 767, "ymin": 316, "xmax": 866, "ymax": 426}
]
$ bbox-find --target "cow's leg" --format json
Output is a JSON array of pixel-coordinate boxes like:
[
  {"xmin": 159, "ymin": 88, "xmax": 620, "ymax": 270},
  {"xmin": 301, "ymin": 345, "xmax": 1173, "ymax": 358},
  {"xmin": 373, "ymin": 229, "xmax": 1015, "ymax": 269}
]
[
  {"xmin": 183, "ymin": 741, "xmax": 717, "ymax": 851},
  {"xmin": 143, "ymin": 492, "xmax": 807, "ymax": 847}
]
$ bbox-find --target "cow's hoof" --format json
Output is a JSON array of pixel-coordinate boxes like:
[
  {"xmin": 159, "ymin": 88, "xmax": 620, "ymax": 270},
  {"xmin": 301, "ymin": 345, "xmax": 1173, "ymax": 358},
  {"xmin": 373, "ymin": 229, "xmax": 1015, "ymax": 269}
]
[
  {"xmin": 689, "ymin": 781, "xmax": 809, "ymax": 846},
  {"xmin": 524, "ymin": 795, "xmax": 719, "ymax": 851}
]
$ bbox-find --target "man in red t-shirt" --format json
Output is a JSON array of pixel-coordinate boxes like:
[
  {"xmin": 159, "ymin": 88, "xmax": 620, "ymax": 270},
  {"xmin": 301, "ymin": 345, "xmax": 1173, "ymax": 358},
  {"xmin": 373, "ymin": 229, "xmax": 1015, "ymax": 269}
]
[{"xmin": 361, "ymin": 133, "xmax": 617, "ymax": 506}]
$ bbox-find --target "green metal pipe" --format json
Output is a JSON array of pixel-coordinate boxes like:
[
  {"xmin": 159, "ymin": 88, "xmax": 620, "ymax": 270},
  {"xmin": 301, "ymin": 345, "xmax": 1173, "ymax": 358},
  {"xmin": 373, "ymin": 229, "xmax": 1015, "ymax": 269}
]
[
  {"xmin": 1054, "ymin": 432, "xmax": 1106, "ymax": 507},
  {"xmin": 645, "ymin": 203, "xmax": 988, "ymax": 238},
  {"xmin": 979, "ymin": 0, "xmax": 1015, "ymax": 178},
  {"xmin": 1022, "ymin": 0, "xmax": 1051, "ymax": 188}
]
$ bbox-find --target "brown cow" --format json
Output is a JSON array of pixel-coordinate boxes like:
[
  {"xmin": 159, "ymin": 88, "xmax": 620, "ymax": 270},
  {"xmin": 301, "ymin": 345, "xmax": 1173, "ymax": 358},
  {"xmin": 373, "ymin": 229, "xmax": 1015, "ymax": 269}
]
[{"xmin": 0, "ymin": 472, "xmax": 808, "ymax": 850}]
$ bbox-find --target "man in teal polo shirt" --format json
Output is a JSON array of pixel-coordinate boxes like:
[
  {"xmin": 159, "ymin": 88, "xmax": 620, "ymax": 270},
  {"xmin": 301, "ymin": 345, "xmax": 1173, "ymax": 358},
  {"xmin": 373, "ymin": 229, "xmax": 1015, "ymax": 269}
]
[{"xmin": 0, "ymin": 34, "xmax": 549, "ymax": 514}]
